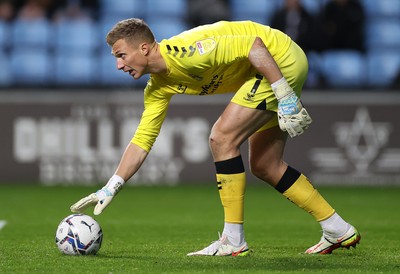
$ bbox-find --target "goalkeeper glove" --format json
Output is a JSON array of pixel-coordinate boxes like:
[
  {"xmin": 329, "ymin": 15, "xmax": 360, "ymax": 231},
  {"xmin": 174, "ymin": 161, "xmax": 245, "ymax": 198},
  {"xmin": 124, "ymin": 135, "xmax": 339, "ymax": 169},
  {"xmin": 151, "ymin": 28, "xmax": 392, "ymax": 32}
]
[
  {"xmin": 271, "ymin": 77, "xmax": 312, "ymax": 138},
  {"xmin": 70, "ymin": 175, "xmax": 125, "ymax": 215}
]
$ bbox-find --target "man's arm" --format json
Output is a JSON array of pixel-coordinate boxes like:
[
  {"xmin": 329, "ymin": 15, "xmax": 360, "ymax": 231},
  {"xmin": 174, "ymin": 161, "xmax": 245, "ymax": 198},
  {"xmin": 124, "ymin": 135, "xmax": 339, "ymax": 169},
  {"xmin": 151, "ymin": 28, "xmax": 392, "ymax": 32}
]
[
  {"xmin": 247, "ymin": 37, "xmax": 312, "ymax": 137},
  {"xmin": 71, "ymin": 82, "xmax": 171, "ymax": 215},
  {"xmin": 248, "ymin": 37, "xmax": 283, "ymax": 84},
  {"xmin": 115, "ymin": 142, "xmax": 149, "ymax": 182},
  {"xmin": 70, "ymin": 142, "xmax": 148, "ymax": 215}
]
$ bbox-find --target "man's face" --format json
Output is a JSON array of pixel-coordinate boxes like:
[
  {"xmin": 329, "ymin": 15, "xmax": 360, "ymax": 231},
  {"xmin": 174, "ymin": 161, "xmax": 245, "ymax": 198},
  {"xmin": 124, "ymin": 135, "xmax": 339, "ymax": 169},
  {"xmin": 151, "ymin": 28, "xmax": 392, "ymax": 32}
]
[{"xmin": 111, "ymin": 39, "xmax": 148, "ymax": 79}]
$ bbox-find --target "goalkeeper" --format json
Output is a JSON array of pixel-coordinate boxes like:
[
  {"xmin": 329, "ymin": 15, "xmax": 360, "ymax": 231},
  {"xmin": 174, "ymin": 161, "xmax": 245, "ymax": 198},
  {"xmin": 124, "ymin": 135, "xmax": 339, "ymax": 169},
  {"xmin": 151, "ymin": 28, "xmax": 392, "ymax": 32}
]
[{"xmin": 71, "ymin": 19, "xmax": 360, "ymax": 256}]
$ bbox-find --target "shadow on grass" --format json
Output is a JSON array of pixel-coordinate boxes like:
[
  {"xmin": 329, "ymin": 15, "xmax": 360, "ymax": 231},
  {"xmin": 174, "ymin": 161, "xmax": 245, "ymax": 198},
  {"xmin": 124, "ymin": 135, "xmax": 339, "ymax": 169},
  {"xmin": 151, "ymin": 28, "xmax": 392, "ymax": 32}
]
[{"xmin": 97, "ymin": 249, "xmax": 384, "ymax": 273}]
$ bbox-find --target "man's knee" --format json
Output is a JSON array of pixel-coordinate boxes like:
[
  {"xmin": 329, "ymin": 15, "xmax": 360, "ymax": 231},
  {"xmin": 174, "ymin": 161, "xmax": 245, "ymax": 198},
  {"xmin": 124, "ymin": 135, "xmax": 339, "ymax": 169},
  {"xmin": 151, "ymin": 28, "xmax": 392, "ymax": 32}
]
[
  {"xmin": 209, "ymin": 126, "xmax": 220, "ymax": 145},
  {"xmin": 209, "ymin": 128, "xmax": 227, "ymax": 150},
  {"xmin": 250, "ymin": 161, "xmax": 270, "ymax": 181},
  {"xmin": 209, "ymin": 125, "xmax": 239, "ymax": 155},
  {"xmin": 250, "ymin": 159, "xmax": 285, "ymax": 185}
]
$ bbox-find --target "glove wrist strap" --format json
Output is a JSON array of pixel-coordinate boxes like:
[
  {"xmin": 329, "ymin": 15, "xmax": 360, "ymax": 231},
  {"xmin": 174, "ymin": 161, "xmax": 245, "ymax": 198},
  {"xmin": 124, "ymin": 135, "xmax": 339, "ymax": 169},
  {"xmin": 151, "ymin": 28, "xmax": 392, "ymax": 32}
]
[
  {"xmin": 104, "ymin": 174, "xmax": 125, "ymax": 195},
  {"xmin": 271, "ymin": 77, "xmax": 293, "ymax": 100}
]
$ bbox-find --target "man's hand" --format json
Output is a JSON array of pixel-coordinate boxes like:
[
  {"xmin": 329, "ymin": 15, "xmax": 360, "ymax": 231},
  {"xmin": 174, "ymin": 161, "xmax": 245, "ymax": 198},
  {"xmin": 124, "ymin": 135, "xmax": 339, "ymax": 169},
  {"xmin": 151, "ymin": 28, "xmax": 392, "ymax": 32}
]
[
  {"xmin": 277, "ymin": 93, "xmax": 312, "ymax": 137},
  {"xmin": 70, "ymin": 189, "xmax": 115, "ymax": 215},
  {"xmin": 271, "ymin": 77, "xmax": 312, "ymax": 138},
  {"xmin": 70, "ymin": 175, "xmax": 124, "ymax": 215}
]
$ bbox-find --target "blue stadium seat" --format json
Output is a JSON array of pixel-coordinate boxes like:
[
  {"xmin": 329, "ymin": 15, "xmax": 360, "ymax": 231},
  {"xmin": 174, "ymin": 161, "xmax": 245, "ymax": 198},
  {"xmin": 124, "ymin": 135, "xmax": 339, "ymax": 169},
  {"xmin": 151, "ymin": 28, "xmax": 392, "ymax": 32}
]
[
  {"xmin": 99, "ymin": 16, "xmax": 128, "ymax": 52},
  {"xmin": 146, "ymin": 0, "xmax": 187, "ymax": 18},
  {"xmin": 305, "ymin": 51, "xmax": 322, "ymax": 88},
  {"xmin": 366, "ymin": 19, "xmax": 400, "ymax": 50},
  {"xmin": 361, "ymin": 0, "xmax": 400, "ymax": 18},
  {"xmin": 100, "ymin": 0, "xmax": 145, "ymax": 19},
  {"xmin": 11, "ymin": 18, "xmax": 52, "ymax": 49},
  {"xmin": 230, "ymin": 0, "xmax": 280, "ymax": 24},
  {"xmin": 0, "ymin": 20, "xmax": 10, "ymax": 49},
  {"xmin": 274, "ymin": 0, "xmax": 323, "ymax": 16},
  {"xmin": 146, "ymin": 18, "xmax": 187, "ymax": 41},
  {"xmin": 54, "ymin": 53, "xmax": 95, "ymax": 85},
  {"xmin": 10, "ymin": 49, "xmax": 52, "ymax": 85},
  {"xmin": 320, "ymin": 51, "xmax": 367, "ymax": 88},
  {"xmin": 55, "ymin": 20, "xmax": 99, "ymax": 53},
  {"xmin": 367, "ymin": 51, "xmax": 400, "ymax": 88},
  {"xmin": 0, "ymin": 50, "xmax": 11, "ymax": 86},
  {"xmin": 299, "ymin": 0, "xmax": 323, "ymax": 15}
]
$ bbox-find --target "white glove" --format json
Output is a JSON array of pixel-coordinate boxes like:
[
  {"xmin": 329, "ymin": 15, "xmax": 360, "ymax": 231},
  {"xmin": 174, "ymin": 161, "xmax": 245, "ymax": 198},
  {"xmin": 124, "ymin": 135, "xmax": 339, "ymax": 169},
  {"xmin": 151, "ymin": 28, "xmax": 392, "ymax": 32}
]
[
  {"xmin": 271, "ymin": 77, "xmax": 312, "ymax": 138},
  {"xmin": 70, "ymin": 175, "xmax": 125, "ymax": 215}
]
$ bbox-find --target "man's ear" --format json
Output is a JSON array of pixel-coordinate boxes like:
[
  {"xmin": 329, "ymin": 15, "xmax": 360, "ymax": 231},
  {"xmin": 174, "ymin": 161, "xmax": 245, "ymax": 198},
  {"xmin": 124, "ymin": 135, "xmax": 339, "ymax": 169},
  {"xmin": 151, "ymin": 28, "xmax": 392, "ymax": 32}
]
[{"xmin": 140, "ymin": 43, "xmax": 150, "ymax": 56}]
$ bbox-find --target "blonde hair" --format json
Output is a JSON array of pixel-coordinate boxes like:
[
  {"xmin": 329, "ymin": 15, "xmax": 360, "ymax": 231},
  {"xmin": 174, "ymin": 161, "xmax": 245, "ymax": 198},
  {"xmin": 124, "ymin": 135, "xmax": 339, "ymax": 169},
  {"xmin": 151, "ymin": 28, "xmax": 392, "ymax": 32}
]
[{"xmin": 106, "ymin": 18, "xmax": 155, "ymax": 47}]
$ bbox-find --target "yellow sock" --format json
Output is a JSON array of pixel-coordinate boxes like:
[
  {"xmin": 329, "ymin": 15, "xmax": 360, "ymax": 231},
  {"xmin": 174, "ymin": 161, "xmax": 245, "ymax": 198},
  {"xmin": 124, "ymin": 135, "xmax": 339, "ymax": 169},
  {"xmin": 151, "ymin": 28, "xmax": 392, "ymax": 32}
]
[
  {"xmin": 276, "ymin": 166, "xmax": 335, "ymax": 221},
  {"xmin": 215, "ymin": 155, "xmax": 246, "ymax": 224}
]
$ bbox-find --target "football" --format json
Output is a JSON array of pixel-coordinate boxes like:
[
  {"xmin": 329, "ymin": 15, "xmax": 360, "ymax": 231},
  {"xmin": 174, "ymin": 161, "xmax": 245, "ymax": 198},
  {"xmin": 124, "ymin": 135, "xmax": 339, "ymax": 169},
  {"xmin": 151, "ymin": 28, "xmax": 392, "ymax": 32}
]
[{"xmin": 55, "ymin": 214, "xmax": 103, "ymax": 255}]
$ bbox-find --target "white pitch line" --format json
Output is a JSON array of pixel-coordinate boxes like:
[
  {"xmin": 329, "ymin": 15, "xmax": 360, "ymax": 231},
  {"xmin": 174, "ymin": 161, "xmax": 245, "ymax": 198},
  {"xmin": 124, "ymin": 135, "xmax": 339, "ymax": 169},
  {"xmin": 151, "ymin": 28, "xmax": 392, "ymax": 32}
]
[{"xmin": 0, "ymin": 220, "xmax": 7, "ymax": 231}]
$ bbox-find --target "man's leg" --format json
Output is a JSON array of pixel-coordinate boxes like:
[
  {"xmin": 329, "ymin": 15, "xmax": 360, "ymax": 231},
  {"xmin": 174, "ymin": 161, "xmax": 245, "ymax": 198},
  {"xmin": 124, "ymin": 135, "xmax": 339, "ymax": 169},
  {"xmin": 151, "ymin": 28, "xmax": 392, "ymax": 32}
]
[
  {"xmin": 187, "ymin": 103, "xmax": 275, "ymax": 256},
  {"xmin": 249, "ymin": 126, "xmax": 361, "ymax": 254}
]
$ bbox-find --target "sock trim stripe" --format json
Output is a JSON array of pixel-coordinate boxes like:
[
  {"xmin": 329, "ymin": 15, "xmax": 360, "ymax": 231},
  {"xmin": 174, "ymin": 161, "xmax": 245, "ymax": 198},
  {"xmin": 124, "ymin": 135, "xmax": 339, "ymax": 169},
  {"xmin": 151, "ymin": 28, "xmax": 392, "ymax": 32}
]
[
  {"xmin": 275, "ymin": 166, "xmax": 301, "ymax": 193},
  {"xmin": 215, "ymin": 155, "xmax": 245, "ymax": 174}
]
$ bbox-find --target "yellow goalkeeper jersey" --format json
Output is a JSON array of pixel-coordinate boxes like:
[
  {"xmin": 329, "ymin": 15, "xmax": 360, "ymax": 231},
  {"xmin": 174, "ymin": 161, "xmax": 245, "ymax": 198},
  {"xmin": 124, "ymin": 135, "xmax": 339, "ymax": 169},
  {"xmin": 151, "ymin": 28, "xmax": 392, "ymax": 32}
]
[{"xmin": 132, "ymin": 21, "xmax": 293, "ymax": 152}]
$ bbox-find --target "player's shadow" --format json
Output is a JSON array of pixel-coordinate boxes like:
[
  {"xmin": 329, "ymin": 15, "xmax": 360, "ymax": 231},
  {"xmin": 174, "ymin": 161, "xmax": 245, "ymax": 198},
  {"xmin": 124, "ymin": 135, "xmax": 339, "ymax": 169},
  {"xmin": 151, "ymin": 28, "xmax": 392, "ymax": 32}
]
[{"xmin": 98, "ymin": 250, "xmax": 364, "ymax": 272}]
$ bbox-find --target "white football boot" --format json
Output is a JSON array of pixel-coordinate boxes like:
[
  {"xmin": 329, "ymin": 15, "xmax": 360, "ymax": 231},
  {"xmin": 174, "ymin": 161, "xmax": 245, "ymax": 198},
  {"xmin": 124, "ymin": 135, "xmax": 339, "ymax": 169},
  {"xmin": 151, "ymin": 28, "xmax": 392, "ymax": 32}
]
[
  {"xmin": 187, "ymin": 233, "xmax": 250, "ymax": 256},
  {"xmin": 305, "ymin": 225, "xmax": 361, "ymax": 254}
]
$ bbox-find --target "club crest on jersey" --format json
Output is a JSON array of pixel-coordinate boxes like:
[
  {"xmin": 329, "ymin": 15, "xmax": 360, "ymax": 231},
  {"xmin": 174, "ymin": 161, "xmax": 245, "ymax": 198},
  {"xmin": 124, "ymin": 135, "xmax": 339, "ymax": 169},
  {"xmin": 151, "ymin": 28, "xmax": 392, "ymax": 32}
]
[{"xmin": 196, "ymin": 38, "xmax": 216, "ymax": 55}]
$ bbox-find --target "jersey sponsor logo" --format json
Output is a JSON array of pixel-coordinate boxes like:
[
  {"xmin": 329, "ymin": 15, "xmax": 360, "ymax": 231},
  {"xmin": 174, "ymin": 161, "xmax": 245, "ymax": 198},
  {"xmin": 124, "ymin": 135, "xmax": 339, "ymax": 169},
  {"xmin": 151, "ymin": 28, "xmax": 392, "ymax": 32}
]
[
  {"xmin": 200, "ymin": 74, "xmax": 223, "ymax": 95},
  {"xmin": 196, "ymin": 38, "xmax": 216, "ymax": 55}
]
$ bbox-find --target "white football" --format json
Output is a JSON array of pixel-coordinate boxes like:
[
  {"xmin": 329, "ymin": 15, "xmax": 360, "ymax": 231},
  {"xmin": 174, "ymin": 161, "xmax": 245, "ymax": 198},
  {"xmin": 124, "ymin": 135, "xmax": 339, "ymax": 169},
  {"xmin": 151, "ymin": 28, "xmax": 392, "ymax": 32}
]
[{"xmin": 55, "ymin": 214, "xmax": 103, "ymax": 255}]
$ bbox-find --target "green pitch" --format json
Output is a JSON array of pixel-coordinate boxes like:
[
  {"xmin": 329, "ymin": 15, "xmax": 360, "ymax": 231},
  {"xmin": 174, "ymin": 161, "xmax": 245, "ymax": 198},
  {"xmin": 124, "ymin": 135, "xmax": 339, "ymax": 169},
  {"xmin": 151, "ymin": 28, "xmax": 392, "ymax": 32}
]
[{"xmin": 0, "ymin": 184, "xmax": 399, "ymax": 273}]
